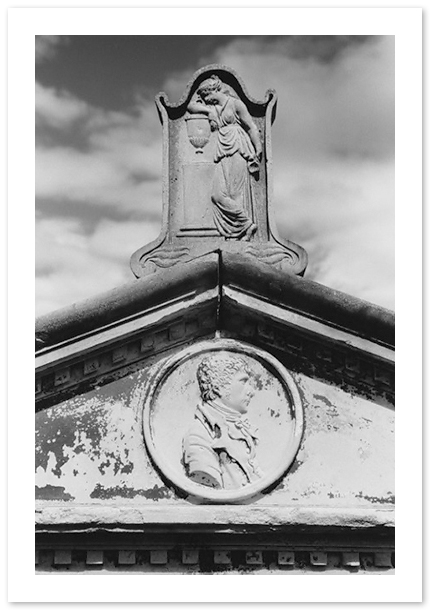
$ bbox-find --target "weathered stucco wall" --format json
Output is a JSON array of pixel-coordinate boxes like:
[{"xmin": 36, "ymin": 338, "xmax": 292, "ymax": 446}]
[{"xmin": 36, "ymin": 350, "xmax": 394, "ymax": 511}]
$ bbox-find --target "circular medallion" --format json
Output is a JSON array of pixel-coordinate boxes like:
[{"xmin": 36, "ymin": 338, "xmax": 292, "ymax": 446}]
[{"xmin": 142, "ymin": 339, "xmax": 303, "ymax": 502}]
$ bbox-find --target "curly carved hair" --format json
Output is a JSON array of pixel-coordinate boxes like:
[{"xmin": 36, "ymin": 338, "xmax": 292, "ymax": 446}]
[{"xmin": 196, "ymin": 352, "xmax": 249, "ymax": 402}]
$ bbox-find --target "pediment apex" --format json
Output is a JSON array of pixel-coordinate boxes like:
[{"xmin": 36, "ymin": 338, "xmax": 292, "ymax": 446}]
[
  {"xmin": 36, "ymin": 250, "xmax": 394, "ymax": 355},
  {"xmin": 35, "ymin": 251, "xmax": 394, "ymax": 411}
]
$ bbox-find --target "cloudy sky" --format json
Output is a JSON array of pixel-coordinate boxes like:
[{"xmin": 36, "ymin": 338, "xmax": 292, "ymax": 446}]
[{"xmin": 35, "ymin": 35, "xmax": 394, "ymax": 317}]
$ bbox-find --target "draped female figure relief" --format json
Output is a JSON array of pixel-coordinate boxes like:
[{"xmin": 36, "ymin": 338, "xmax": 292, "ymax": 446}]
[{"xmin": 187, "ymin": 75, "xmax": 262, "ymax": 240}]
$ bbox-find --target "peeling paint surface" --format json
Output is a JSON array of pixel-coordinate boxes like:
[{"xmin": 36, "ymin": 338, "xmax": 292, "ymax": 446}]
[
  {"xmin": 36, "ymin": 357, "xmax": 394, "ymax": 510},
  {"xmin": 36, "ymin": 366, "xmax": 176, "ymax": 503},
  {"xmin": 269, "ymin": 372, "xmax": 395, "ymax": 507}
]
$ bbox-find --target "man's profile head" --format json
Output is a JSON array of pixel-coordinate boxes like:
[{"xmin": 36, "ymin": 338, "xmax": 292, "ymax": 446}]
[{"xmin": 197, "ymin": 352, "xmax": 254, "ymax": 414}]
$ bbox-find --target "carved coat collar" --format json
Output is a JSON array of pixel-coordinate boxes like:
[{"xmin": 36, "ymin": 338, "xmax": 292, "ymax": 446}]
[{"xmin": 197, "ymin": 399, "xmax": 259, "ymax": 444}]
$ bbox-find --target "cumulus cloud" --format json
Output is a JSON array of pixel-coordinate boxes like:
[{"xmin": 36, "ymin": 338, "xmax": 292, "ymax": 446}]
[
  {"xmin": 35, "ymin": 35, "xmax": 69, "ymax": 63},
  {"xmin": 36, "ymin": 82, "xmax": 90, "ymax": 129},
  {"xmin": 209, "ymin": 36, "xmax": 394, "ymax": 161},
  {"xmin": 35, "ymin": 77, "xmax": 165, "ymax": 314},
  {"xmin": 36, "ymin": 146, "xmax": 161, "ymax": 211},
  {"xmin": 36, "ymin": 82, "xmax": 162, "ymax": 212},
  {"xmin": 274, "ymin": 157, "xmax": 394, "ymax": 308},
  {"xmin": 89, "ymin": 219, "xmax": 161, "ymax": 262},
  {"xmin": 36, "ymin": 217, "xmax": 160, "ymax": 315}
]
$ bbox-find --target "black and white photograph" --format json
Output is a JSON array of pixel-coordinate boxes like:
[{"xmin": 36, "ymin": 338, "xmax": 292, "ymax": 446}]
[
  {"xmin": 35, "ymin": 31, "xmax": 395, "ymax": 570},
  {"xmin": 7, "ymin": 5, "xmax": 422, "ymax": 604}
]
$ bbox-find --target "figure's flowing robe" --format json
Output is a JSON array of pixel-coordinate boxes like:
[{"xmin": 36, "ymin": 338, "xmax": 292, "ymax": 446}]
[{"xmin": 211, "ymin": 97, "xmax": 256, "ymax": 238}]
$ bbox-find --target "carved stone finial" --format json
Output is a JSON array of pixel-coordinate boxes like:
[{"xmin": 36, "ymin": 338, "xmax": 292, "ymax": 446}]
[{"xmin": 130, "ymin": 65, "xmax": 308, "ymax": 278}]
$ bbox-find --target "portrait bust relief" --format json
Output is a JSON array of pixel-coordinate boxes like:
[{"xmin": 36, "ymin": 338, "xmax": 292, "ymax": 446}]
[
  {"xmin": 183, "ymin": 353, "xmax": 263, "ymax": 490},
  {"xmin": 143, "ymin": 339, "xmax": 304, "ymax": 502}
]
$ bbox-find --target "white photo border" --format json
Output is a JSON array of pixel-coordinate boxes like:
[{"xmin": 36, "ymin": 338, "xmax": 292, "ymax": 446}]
[{"xmin": 8, "ymin": 5, "xmax": 422, "ymax": 603}]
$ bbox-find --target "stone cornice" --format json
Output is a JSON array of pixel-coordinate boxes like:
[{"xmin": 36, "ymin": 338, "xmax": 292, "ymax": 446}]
[
  {"xmin": 35, "ymin": 251, "xmax": 394, "ymax": 409},
  {"xmin": 221, "ymin": 252, "xmax": 394, "ymax": 349},
  {"xmin": 35, "ymin": 503, "xmax": 394, "ymax": 531},
  {"xmin": 35, "ymin": 504, "xmax": 394, "ymax": 571},
  {"xmin": 36, "ymin": 250, "xmax": 394, "ymax": 353},
  {"xmin": 36, "ymin": 252, "xmax": 219, "ymax": 352},
  {"xmin": 35, "ymin": 547, "xmax": 395, "ymax": 573}
]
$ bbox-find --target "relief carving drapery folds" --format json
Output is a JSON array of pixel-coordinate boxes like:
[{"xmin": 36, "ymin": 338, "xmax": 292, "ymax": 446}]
[{"xmin": 186, "ymin": 74, "xmax": 260, "ymax": 241}]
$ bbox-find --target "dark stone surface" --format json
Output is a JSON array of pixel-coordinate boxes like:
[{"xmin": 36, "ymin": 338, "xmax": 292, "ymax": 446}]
[{"xmin": 221, "ymin": 252, "xmax": 394, "ymax": 348}]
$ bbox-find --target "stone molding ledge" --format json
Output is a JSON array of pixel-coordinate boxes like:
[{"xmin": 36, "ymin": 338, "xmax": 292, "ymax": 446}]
[
  {"xmin": 36, "ymin": 504, "xmax": 395, "ymax": 530},
  {"xmin": 35, "ymin": 548, "xmax": 394, "ymax": 573}
]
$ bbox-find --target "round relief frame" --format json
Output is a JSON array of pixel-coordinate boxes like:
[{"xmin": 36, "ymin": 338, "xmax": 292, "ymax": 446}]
[{"xmin": 142, "ymin": 338, "xmax": 304, "ymax": 503}]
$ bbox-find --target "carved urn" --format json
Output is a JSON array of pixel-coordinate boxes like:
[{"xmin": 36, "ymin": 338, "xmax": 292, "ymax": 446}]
[{"xmin": 185, "ymin": 113, "xmax": 210, "ymax": 153}]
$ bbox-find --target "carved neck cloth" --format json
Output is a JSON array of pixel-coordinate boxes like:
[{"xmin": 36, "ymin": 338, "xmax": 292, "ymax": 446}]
[{"xmin": 206, "ymin": 398, "xmax": 243, "ymax": 423}]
